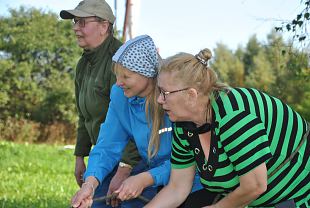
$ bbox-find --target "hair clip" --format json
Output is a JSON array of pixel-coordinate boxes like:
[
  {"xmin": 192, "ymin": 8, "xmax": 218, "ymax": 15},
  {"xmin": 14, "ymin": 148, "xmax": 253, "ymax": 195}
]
[
  {"xmin": 195, "ymin": 55, "xmax": 208, "ymax": 66},
  {"xmin": 159, "ymin": 127, "xmax": 172, "ymax": 134}
]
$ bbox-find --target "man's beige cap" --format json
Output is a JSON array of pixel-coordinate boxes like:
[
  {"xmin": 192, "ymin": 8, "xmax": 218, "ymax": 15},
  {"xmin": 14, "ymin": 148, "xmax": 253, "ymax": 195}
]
[{"xmin": 60, "ymin": 0, "xmax": 115, "ymax": 24}]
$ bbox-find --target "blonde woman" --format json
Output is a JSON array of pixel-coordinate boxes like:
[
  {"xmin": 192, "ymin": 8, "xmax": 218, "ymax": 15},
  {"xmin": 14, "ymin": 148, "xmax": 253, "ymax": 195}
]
[
  {"xmin": 146, "ymin": 48, "xmax": 310, "ymax": 207},
  {"xmin": 71, "ymin": 35, "xmax": 203, "ymax": 208}
]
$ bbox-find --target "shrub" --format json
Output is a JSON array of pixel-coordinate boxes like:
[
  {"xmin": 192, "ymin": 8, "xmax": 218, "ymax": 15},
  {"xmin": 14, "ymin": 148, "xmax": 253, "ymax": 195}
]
[{"xmin": 0, "ymin": 117, "xmax": 76, "ymax": 144}]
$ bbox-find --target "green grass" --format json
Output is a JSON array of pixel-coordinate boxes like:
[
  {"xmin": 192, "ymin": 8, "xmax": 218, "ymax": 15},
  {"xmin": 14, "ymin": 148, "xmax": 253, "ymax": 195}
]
[{"xmin": 0, "ymin": 141, "xmax": 78, "ymax": 208}]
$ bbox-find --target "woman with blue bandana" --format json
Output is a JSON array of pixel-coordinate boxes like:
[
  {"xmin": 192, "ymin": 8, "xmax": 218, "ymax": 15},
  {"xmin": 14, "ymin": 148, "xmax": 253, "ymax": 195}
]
[{"xmin": 71, "ymin": 35, "xmax": 204, "ymax": 208}]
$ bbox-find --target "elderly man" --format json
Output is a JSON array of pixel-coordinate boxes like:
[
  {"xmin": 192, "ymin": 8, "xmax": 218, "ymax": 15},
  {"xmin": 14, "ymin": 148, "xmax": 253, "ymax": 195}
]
[{"xmin": 60, "ymin": 0, "xmax": 140, "ymax": 207}]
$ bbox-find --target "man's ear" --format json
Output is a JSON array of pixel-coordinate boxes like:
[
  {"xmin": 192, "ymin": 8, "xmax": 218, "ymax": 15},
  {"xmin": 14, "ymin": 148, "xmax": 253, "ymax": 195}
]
[{"xmin": 100, "ymin": 21, "xmax": 109, "ymax": 35}]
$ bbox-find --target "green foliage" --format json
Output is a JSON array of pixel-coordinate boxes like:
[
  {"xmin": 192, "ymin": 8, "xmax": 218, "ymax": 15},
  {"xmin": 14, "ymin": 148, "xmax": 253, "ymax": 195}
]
[
  {"xmin": 0, "ymin": 141, "xmax": 77, "ymax": 208},
  {"xmin": 245, "ymin": 51, "xmax": 275, "ymax": 92},
  {"xmin": 0, "ymin": 7, "xmax": 81, "ymax": 123},
  {"xmin": 294, "ymin": 86, "xmax": 310, "ymax": 120},
  {"xmin": 212, "ymin": 43, "xmax": 245, "ymax": 87},
  {"xmin": 211, "ymin": 30, "xmax": 310, "ymax": 121},
  {"xmin": 0, "ymin": 59, "xmax": 45, "ymax": 120},
  {"xmin": 32, "ymin": 70, "xmax": 77, "ymax": 124},
  {"xmin": 242, "ymin": 36, "xmax": 261, "ymax": 76},
  {"xmin": 265, "ymin": 31, "xmax": 309, "ymax": 107}
]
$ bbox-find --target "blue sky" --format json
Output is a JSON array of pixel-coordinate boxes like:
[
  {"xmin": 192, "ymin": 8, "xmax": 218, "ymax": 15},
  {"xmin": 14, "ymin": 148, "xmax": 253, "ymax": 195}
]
[{"xmin": 0, "ymin": 0, "xmax": 301, "ymax": 58}]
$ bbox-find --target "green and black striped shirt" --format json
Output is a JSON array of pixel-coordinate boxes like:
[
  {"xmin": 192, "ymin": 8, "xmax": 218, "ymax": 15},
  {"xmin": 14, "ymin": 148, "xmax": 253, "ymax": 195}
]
[{"xmin": 171, "ymin": 88, "xmax": 310, "ymax": 207}]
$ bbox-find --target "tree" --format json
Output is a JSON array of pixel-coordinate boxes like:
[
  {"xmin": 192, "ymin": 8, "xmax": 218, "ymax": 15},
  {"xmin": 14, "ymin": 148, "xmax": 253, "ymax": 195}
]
[
  {"xmin": 212, "ymin": 43, "xmax": 245, "ymax": 87},
  {"xmin": 242, "ymin": 35, "xmax": 261, "ymax": 76},
  {"xmin": 264, "ymin": 31, "xmax": 290, "ymax": 98},
  {"xmin": 245, "ymin": 50, "xmax": 275, "ymax": 91},
  {"xmin": 263, "ymin": 30, "xmax": 309, "ymax": 106},
  {"xmin": 0, "ymin": 7, "xmax": 81, "ymax": 123},
  {"xmin": 211, "ymin": 30, "xmax": 309, "ymax": 120}
]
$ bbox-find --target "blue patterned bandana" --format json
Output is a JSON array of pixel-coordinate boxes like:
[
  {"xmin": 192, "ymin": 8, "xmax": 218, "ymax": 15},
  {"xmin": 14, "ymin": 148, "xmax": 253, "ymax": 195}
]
[{"xmin": 112, "ymin": 35, "xmax": 159, "ymax": 78}]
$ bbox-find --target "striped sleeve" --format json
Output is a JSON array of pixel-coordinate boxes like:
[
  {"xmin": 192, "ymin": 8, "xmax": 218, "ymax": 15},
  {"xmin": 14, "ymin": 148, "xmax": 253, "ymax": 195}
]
[
  {"xmin": 219, "ymin": 110, "xmax": 272, "ymax": 176},
  {"xmin": 170, "ymin": 126, "xmax": 195, "ymax": 169}
]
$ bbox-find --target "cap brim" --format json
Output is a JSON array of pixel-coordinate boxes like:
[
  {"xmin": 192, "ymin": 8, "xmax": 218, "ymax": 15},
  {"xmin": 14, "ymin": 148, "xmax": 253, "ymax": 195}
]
[{"xmin": 60, "ymin": 9, "xmax": 95, "ymax": 19}]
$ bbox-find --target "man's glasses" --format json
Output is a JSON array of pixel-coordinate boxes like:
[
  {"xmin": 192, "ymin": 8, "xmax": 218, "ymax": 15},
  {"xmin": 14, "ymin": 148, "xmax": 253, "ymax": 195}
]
[
  {"xmin": 158, "ymin": 87, "xmax": 190, "ymax": 101},
  {"xmin": 72, "ymin": 17, "xmax": 104, "ymax": 27}
]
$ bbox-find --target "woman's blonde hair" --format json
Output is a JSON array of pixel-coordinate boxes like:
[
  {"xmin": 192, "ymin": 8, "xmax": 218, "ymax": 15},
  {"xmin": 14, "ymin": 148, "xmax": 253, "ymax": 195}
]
[
  {"xmin": 112, "ymin": 63, "xmax": 165, "ymax": 159},
  {"xmin": 159, "ymin": 48, "xmax": 228, "ymax": 115},
  {"xmin": 145, "ymin": 80, "xmax": 165, "ymax": 159}
]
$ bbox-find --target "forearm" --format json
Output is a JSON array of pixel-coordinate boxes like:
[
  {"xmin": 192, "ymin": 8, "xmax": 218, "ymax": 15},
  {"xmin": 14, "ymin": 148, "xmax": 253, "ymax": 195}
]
[
  {"xmin": 84, "ymin": 176, "xmax": 100, "ymax": 192},
  {"xmin": 76, "ymin": 156, "xmax": 84, "ymax": 162},
  {"xmin": 71, "ymin": 176, "xmax": 99, "ymax": 208},
  {"xmin": 74, "ymin": 123, "xmax": 92, "ymax": 156},
  {"xmin": 116, "ymin": 164, "xmax": 132, "ymax": 177},
  {"xmin": 138, "ymin": 171, "xmax": 154, "ymax": 188},
  {"xmin": 146, "ymin": 167, "xmax": 194, "ymax": 208},
  {"xmin": 212, "ymin": 164, "xmax": 267, "ymax": 208},
  {"xmin": 148, "ymin": 160, "xmax": 171, "ymax": 186},
  {"xmin": 211, "ymin": 178, "xmax": 266, "ymax": 208},
  {"xmin": 209, "ymin": 186, "xmax": 257, "ymax": 208}
]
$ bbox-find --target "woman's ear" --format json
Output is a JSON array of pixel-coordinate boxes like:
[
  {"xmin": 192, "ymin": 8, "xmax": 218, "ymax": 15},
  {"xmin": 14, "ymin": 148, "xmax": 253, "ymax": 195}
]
[
  {"xmin": 186, "ymin": 88, "xmax": 199, "ymax": 106},
  {"xmin": 188, "ymin": 88, "xmax": 198, "ymax": 99}
]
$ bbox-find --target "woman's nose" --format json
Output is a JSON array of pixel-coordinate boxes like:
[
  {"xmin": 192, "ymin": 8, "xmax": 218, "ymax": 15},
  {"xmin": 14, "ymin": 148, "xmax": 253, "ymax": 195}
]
[
  {"xmin": 116, "ymin": 77, "xmax": 124, "ymax": 87},
  {"xmin": 157, "ymin": 93, "xmax": 165, "ymax": 104}
]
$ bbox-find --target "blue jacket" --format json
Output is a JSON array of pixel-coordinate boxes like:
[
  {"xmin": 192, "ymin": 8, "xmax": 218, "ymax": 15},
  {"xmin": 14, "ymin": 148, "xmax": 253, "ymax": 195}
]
[{"xmin": 85, "ymin": 85, "xmax": 202, "ymax": 190}]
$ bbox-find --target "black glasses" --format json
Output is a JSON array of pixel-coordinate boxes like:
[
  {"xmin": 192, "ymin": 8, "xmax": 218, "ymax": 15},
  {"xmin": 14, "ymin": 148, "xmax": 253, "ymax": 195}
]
[
  {"xmin": 72, "ymin": 17, "xmax": 104, "ymax": 27},
  {"xmin": 158, "ymin": 87, "xmax": 190, "ymax": 101}
]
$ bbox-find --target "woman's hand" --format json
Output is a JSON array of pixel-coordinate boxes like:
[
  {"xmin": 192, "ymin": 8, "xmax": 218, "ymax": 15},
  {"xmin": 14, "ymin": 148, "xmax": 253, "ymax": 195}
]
[
  {"xmin": 71, "ymin": 177, "xmax": 99, "ymax": 208},
  {"xmin": 114, "ymin": 172, "xmax": 153, "ymax": 201},
  {"xmin": 106, "ymin": 165, "xmax": 132, "ymax": 207}
]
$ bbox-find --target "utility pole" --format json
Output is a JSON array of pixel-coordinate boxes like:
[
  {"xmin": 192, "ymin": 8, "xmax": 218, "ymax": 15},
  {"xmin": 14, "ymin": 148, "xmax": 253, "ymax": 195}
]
[
  {"xmin": 114, "ymin": 0, "xmax": 117, "ymax": 32},
  {"xmin": 122, "ymin": 0, "xmax": 132, "ymax": 42},
  {"xmin": 122, "ymin": 0, "xmax": 140, "ymax": 41}
]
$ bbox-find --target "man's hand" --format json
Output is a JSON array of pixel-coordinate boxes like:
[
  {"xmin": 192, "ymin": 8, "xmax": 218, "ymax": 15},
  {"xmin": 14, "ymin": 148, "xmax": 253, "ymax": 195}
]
[
  {"xmin": 75, "ymin": 156, "xmax": 86, "ymax": 187},
  {"xmin": 106, "ymin": 164, "xmax": 132, "ymax": 207}
]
